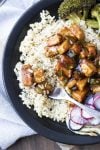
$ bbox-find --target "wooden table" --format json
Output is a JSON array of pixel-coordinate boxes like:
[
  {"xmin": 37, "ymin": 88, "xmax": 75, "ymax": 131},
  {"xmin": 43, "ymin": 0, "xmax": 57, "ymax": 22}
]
[
  {"xmin": 8, "ymin": 135, "xmax": 60, "ymax": 150},
  {"xmin": 8, "ymin": 135, "xmax": 100, "ymax": 150}
]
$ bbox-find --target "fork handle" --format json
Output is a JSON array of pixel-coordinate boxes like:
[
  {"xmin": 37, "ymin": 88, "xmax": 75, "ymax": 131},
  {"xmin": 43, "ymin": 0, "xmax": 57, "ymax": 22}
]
[{"xmin": 65, "ymin": 95, "xmax": 100, "ymax": 121}]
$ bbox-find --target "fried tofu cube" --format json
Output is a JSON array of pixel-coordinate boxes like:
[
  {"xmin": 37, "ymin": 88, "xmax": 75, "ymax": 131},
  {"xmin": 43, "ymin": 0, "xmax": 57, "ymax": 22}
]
[
  {"xmin": 45, "ymin": 46, "xmax": 58, "ymax": 57},
  {"xmin": 73, "ymin": 71, "xmax": 83, "ymax": 80},
  {"xmin": 76, "ymin": 78, "xmax": 87, "ymax": 91},
  {"xmin": 34, "ymin": 68, "xmax": 45, "ymax": 83},
  {"xmin": 21, "ymin": 64, "xmax": 33, "ymax": 86},
  {"xmin": 55, "ymin": 62, "xmax": 72, "ymax": 78},
  {"xmin": 91, "ymin": 85, "xmax": 100, "ymax": 93},
  {"xmin": 62, "ymin": 67, "xmax": 72, "ymax": 78},
  {"xmin": 58, "ymin": 27, "xmax": 75, "ymax": 38},
  {"xmin": 97, "ymin": 68, "xmax": 100, "ymax": 76},
  {"xmin": 80, "ymin": 59, "xmax": 97, "ymax": 77},
  {"xmin": 55, "ymin": 61, "xmax": 62, "ymax": 73},
  {"xmin": 71, "ymin": 43, "xmax": 81, "ymax": 54},
  {"xmin": 70, "ymin": 24, "xmax": 85, "ymax": 40},
  {"xmin": 55, "ymin": 63, "xmax": 65, "ymax": 82},
  {"xmin": 72, "ymin": 89, "xmax": 88, "ymax": 102},
  {"xmin": 94, "ymin": 55, "xmax": 100, "ymax": 67},
  {"xmin": 60, "ymin": 55, "xmax": 75, "ymax": 69},
  {"xmin": 67, "ymin": 79, "xmax": 76, "ymax": 88},
  {"xmin": 86, "ymin": 43, "xmax": 97, "ymax": 57},
  {"xmin": 80, "ymin": 49, "xmax": 89, "ymax": 59},
  {"xmin": 58, "ymin": 40, "xmax": 71, "ymax": 54},
  {"xmin": 47, "ymin": 34, "xmax": 62, "ymax": 46}
]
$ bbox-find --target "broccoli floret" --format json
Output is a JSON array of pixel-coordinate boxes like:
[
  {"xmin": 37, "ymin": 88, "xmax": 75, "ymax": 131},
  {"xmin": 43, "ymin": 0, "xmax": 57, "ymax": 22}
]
[
  {"xmin": 91, "ymin": 4, "xmax": 100, "ymax": 32},
  {"xmin": 82, "ymin": 0, "xmax": 96, "ymax": 19},
  {"xmin": 86, "ymin": 19, "xmax": 99, "ymax": 29},
  {"xmin": 67, "ymin": 12, "xmax": 81, "ymax": 24},
  {"xmin": 82, "ymin": 0, "xmax": 96, "ymax": 8},
  {"xmin": 58, "ymin": 0, "xmax": 81, "ymax": 19},
  {"xmin": 58, "ymin": 0, "xmax": 96, "ymax": 21}
]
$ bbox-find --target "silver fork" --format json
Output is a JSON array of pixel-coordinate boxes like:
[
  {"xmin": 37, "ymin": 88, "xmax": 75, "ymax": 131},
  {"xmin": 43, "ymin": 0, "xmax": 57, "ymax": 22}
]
[{"xmin": 49, "ymin": 87, "xmax": 100, "ymax": 121}]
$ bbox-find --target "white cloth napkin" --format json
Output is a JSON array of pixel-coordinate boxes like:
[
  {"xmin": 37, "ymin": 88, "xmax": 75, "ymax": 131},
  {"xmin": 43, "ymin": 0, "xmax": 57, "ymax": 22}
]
[
  {"xmin": 0, "ymin": 0, "xmax": 39, "ymax": 149},
  {"xmin": 0, "ymin": 0, "xmax": 76, "ymax": 150}
]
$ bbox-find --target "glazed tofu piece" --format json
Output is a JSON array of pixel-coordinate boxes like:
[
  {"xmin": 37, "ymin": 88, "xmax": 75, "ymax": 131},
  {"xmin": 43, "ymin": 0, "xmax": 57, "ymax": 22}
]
[
  {"xmin": 55, "ymin": 61, "xmax": 72, "ymax": 78},
  {"xmin": 71, "ymin": 43, "xmax": 82, "ymax": 54},
  {"xmin": 34, "ymin": 68, "xmax": 45, "ymax": 83},
  {"xmin": 45, "ymin": 46, "xmax": 58, "ymax": 57},
  {"xmin": 67, "ymin": 79, "xmax": 76, "ymax": 88},
  {"xmin": 47, "ymin": 34, "xmax": 62, "ymax": 46},
  {"xmin": 80, "ymin": 43, "xmax": 96, "ymax": 59},
  {"xmin": 71, "ymin": 88, "xmax": 88, "ymax": 102},
  {"xmin": 70, "ymin": 24, "xmax": 85, "ymax": 40},
  {"xmin": 60, "ymin": 55, "xmax": 75, "ymax": 69},
  {"xmin": 62, "ymin": 67, "xmax": 72, "ymax": 78},
  {"xmin": 58, "ymin": 27, "xmax": 75, "ymax": 38},
  {"xmin": 94, "ymin": 55, "xmax": 100, "ymax": 67},
  {"xmin": 91, "ymin": 85, "xmax": 100, "ymax": 93},
  {"xmin": 58, "ymin": 40, "xmax": 71, "ymax": 54},
  {"xmin": 76, "ymin": 78, "xmax": 87, "ymax": 91},
  {"xmin": 80, "ymin": 59, "xmax": 97, "ymax": 77},
  {"xmin": 86, "ymin": 43, "xmax": 97, "ymax": 58},
  {"xmin": 55, "ymin": 61, "xmax": 62, "ymax": 74},
  {"xmin": 21, "ymin": 64, "xmax": 33, "ymax": 86},
  {"xmin": 80, "ymin": 49, "xmax": 89, "ymax": 59},
  {"xmin": 73, "ymin": 71, "xmax": 83, "ymax": 80},
  {"xmin": 97, "ymin": 68, "xmax": 100, "ymax": 76}
]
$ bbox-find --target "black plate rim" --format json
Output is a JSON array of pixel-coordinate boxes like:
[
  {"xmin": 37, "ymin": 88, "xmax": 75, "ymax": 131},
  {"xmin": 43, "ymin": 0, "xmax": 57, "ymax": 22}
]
[{"xmin": 2, "ymin": 0, "xmax": 100, "ymax": 145}]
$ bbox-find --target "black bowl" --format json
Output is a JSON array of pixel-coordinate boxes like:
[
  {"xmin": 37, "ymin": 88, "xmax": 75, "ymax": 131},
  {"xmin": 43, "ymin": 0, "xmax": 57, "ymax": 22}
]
[{"xmin": 2, "ymin": 0, "xmax": 100, "ymax": 145}]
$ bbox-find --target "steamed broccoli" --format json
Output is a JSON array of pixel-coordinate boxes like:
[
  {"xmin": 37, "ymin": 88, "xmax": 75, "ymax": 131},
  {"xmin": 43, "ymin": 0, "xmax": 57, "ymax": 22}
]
[
  {"xmin": 91, "ymin": 4, "xmax": 100, "ymax": 32},
  {"xmin": 58, "ymin": 0, "xmax": 81, "ymax": 19},
  {"xmin": 67, "ymin": 12, "xmax": 81, "ymax": 24},
  {"xmin": 81, "ymin": 0, "xmax": 96, "ymax": 20},
  {"xmin": 86, "ymin": 19, "xmax": 99, "ymax": 29},
  {"xmin": 58, "ymin": 0, "xmax": 96, "ymax": 22}
]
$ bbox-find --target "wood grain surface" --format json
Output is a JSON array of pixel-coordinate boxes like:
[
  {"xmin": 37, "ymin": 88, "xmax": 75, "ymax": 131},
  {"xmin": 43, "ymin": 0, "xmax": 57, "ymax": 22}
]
[
  {"xmin": 8, "ymin": 135, "xmax": 60, "ymax": 150},
  {"xmin": 8, "ymin": 135, "xmax": 100, "ymax": 150}
]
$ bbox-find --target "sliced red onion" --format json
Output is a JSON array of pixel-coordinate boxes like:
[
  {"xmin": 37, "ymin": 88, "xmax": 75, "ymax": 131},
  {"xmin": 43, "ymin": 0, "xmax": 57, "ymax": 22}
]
[
  {"xmin": 83, "ymin": 103, "xmax": 100, "ymax": 125},
  {"xmin": 81, "ymin": 109, "xmax": 94, "ymax": 120},
  {"xmin": 66, "ymin": 94, "xmax": 100, "ymax": 131},
  {"xmin": 82, "ymin": 104, "xmax": 95, "ymax": 122},
  {"xmin": 93, "ymin": 94, "xmax": 100, "ymax": 111},
  {"xmin": 66, "ymin": 113, "xmax": 83, "ymax": 131},
  {"xmin": 93, "ymin": 93, "xmax": 100, "ymax": 101},
  {"xmin": 69, "ymin": 119, "xmax": 83, "ymax": 131},
  {"xmin": 70, "ymin": 106, "xmax": 87, "ymax": 125},
  {"xmin": 88, "ymin": 117, "xmax": 100, "ymax": 125}
]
